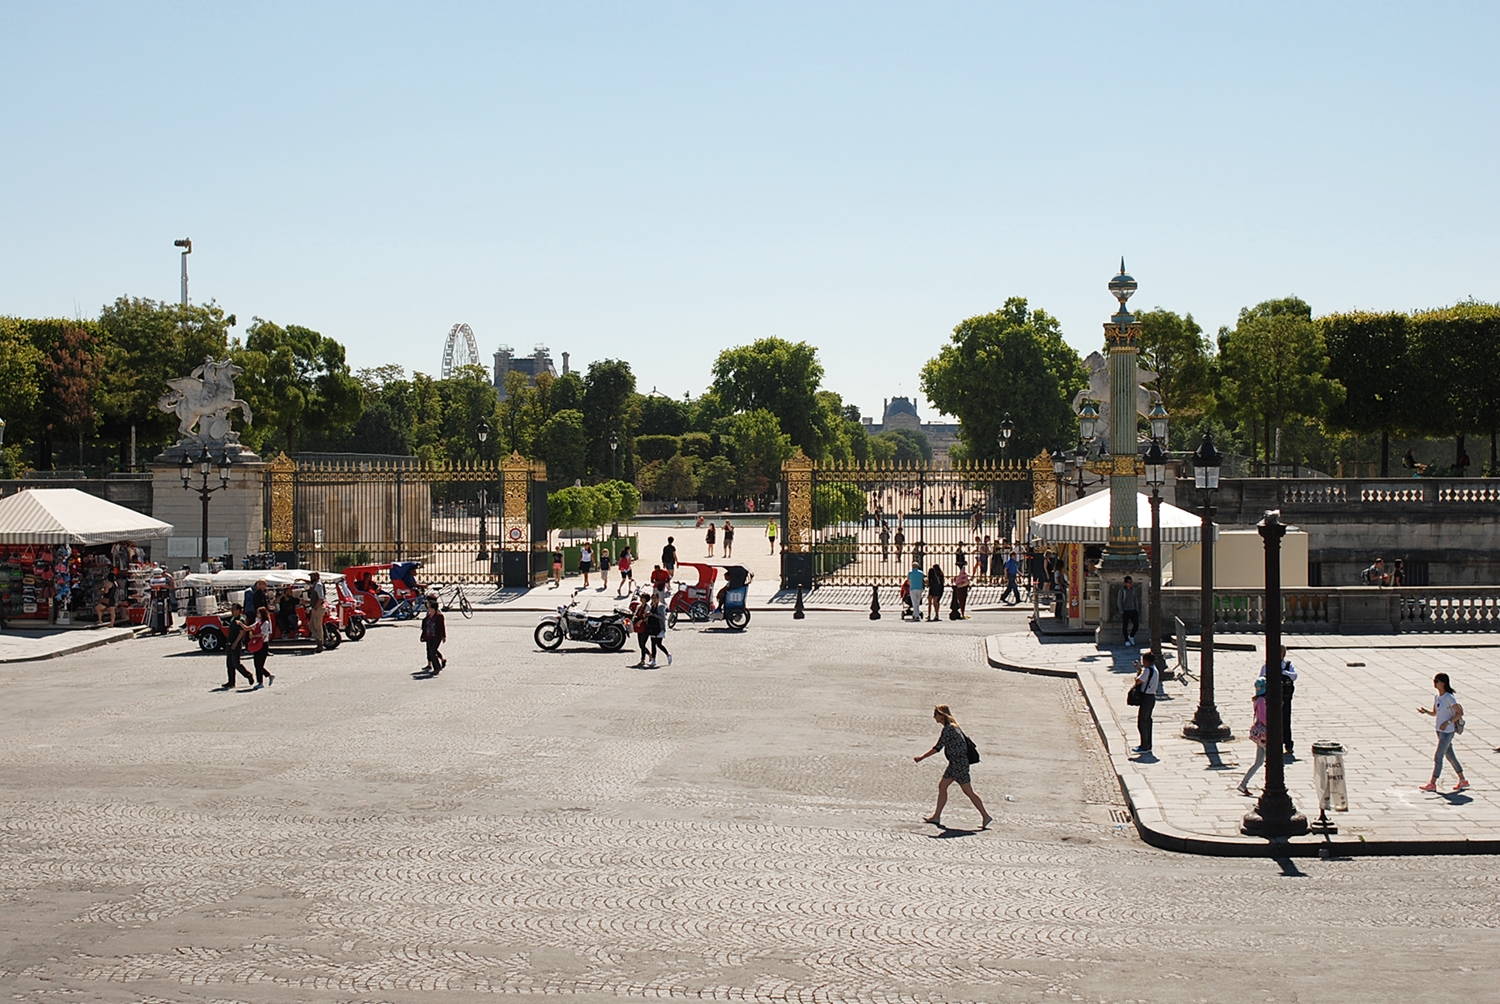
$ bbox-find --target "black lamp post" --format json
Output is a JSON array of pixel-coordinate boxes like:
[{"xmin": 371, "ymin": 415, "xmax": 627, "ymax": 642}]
[
  {"xmin": 998, "ymin": 413, "xmax": 1013, "ymax": 457},
  {"xmin": 476, "ymin": 418, "xmax": 491, "ymax": 561},
  {"xmin": 1144, "ymin": 436, "xmax": 1167, "ymax": 663},
  {"xmin": 1184, "ymin": 433, "xmax": 1231, "ymax": 741},
  {"xmin": 1242, "ymin": 509, "xmax": 1309, "ymax": 837},
  {"xmin": 180, "ymin": 448, "xmax": 232, "ymax": 567},
  {"xmin": 608, "ymin": 432, "xmax": 621, "ymax": 538}
]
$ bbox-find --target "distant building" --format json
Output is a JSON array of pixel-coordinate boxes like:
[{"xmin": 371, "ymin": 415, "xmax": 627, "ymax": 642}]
[
  {"xmin": 493, "ymin": 345, "xmax": 562, "ymax": 399},
  {"xmin": 862, "ymin": 397, "xmax": 961, "ymax": 465}
]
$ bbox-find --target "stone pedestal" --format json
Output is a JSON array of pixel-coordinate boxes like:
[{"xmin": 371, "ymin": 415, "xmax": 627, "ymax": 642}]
[{"xmin": 150, "ymin": 459, "xmax": 267, "ymax": 569}]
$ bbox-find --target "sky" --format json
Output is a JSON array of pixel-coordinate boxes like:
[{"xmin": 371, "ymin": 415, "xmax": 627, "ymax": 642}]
[{"xmin": 2, "ymin": 2, "xmax": 1496, "ymax": 423}]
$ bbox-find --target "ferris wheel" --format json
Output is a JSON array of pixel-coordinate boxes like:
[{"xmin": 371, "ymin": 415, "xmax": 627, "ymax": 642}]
[{"xmin": 441, "ymin": 322, "xmax": 482, "ymax": 379}]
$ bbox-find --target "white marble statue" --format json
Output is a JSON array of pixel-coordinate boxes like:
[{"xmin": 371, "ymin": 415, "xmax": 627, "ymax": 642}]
[
  {"xmin": 159, "ymin": 356, "xmax": 253, "ymax": 446},
  {"xmin": 1071, "ymin": 350, "xmax": 1158, "ymax": 453}
]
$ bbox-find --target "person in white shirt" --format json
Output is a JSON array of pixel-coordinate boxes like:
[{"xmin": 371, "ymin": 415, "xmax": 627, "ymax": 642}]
[
  {"xmin": 1258, "ymin": 645, "xmax": 1299, "ymax": 756},
  {"xmin": 1131, "ymin": 652, "xmax": 1160, "ymax": 754},
  {"xmin": 1417, "ymin": 673, "xmax": 1467, "ymax": 792}
]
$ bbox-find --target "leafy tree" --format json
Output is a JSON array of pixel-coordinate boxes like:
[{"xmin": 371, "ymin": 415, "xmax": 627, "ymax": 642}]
[
  {"xmin": 548, "ymin": 484, "xmax": 610, "ymax": 530},
  {"xmin": 0, "ymin": 318, "xmax": 45, "ymax": 474},
  {"xmin": 436, "ymin": 365, "xmax": 503, "ymax": 464},
  {"xmin": 714, "ymin": 408, "xmax": 792, "ymax": 498},
  {"xmin": 873, "ymin": 428, "xmax": 931, "ymax": 464},
  {"xmin": 680, "ymin": 431, "xmax": 715, "ymax": 460},
  {"xmin": 97, "ymin": 297, "xmax": 235, "ymax": 464},
  {"xmin": 24, "ymin": 321, "xmax": 105, "ymax": 470},
  {"xmin": 813, "ymin": 481, "xmax": 867, "ymax": 529},
  {"xmin": 1137, "ymin": 308, "xmax": 1214, "ymax": 424},
  {"xmin": 233, "ymin": 318, "xmax": 363, "ymax": 454},
  {"xmin": 637, "ymin": 393, "xmax": 691, "ymax": 436},
  {"xmin": 551, "ymin": 371, "xmax": 585, "ymax": 415},
  {"xmin": 653, "ymin": 454, "xmax": 698, "ymax": 500},
  {"xmin": 920, "ymin": 297, "xmax": 1084, "ymax": 462},
  {"xmin": 1408, "ymin": 302, "xmax": 1500, "ymax": 470},
  {"xmin": 636, "ymin": 435, "xmax": 680, "ymax": 464},
  {"xmin": 711, "ymin": 338, "xmax": 829, "ymax": 457},
  {"xmin": 1217, "ymin": 298, "xmax": 1343, "ymax": 472},
  {"xmin": 1321, "ymin": 311, "xmax": 1414, "ymax": 476},
  {"xmin": 536, "ymin": 409, "xmax": 588, "ymax": 485},
  {"xmin": 697, "ymin": 455, "xmax": 737, "ymax": 503},
  {"xmin": 583, "ymin": 360, "xmax": 636, "ymax": 477},
  {"xmin": 595, "ymin": 479, "xmax": 642, "ymax": 522}
]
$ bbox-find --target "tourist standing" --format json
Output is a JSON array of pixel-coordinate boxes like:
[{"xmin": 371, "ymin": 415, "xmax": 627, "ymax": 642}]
[
  {"xmin": 978, "ymin": 536, "xmax": 991, "ymax": 579},
  {"xmin": 307, "ymin": 571, "xmax": 328, "ymax": 653},
  {"xmin": 579, "ymin": 542, "xmax": 594, "ymax": 588},
  {"xmin": 421, "ymin": 596, "xmax": 447, "ymax": 674},
  {"xmin": 1237, "ymin": 677, "xmax": 1269, "ymax": 795},
  {"xmin": 248, "ymin": 607, "xmax": 274, "ymax": 688},
  {"xmin": 1131, "ymin": 652, "xmax": 1159, "ymax": 754},
  {"xmin": 148, "ymin": 564, "xmax": 172, "ymax": 635},
  {"xmin": 767, "ymin": 518, "xmax": 777, "ymax": 554},
  {"xmin": 598, "ymin": 548, "xmax": 611, "ymax": 591},
  {"xmin": 926, "ymin": 562, "xmax": 944, "ymax": 622},
  {"xmin": 551, "ymin": 547, "xmax": 564, "ymax": 588},
  {"xmin": 661, "ymin": 537, "xmax": 678, "ymax": 576},
  {"xmin": 1257, "ymin": 645, "xmax": 1298, "ymax": 756},
  {"xmin": 907, "ymin": 561, "xmax": 925, "ymax": 624},
  {"xmin": 951, "ymin": 566, "xmax": 969, "ymax": 619},
  {"xmin": 706, "ymin": 522, "xmax": 716, "ymax": 557},
  {"xmin": 722, "ymin": 520, "xmax": 735, "ymax": 558},
  {"xmin": 914, "ymin": 705, "xmax": 992, "ymax": 829},
  {"xmin": 1119, "ymin": 576, "xmax": 1140, "ymax": 647},
  {"xmin": 879, "ymin": 522, "xmax": 890, "ymax": 562},
  {"xmin": 1418, "ymin": 673, "xmax": 1468, "ymax": 792}
]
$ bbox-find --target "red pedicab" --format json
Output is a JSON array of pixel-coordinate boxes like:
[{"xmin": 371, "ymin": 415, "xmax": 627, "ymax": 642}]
[{"xmin": 666, "ymin": 562, "xmax": 718, "ymax": 627}]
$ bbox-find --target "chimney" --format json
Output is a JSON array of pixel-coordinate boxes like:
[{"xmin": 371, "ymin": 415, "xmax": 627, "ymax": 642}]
[{"xmin": 562, "ymin": 352, "xmax": 570, "ymax": 376}]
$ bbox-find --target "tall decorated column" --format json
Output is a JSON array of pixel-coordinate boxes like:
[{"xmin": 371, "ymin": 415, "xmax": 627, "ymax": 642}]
[{"xmin": 1095, "ymin": 261, "xmax": 1151, "ymax": 647}]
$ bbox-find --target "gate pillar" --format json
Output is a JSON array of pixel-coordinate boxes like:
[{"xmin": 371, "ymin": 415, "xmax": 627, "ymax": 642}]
[{"xmin": 780, "ymin": 450, "xmax": 815, "ymax": 590}]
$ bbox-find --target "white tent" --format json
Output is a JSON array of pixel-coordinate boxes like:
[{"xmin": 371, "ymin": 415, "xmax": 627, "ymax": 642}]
[
  {"xmin": 0, "ymin": 488, "xmax": 174, "ymax": 546},
  {"xmin": 1029, "ymin": 490, "xmax": 1215, "ymax": 545}
]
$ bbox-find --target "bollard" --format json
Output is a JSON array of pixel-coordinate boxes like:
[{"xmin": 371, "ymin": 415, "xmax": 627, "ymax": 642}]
[
  {"xmin": 793, "ymin": 586, "xmax": 806, "ymax": 619},
  {"xmin": 869, "ymin": 585, "xmax": 881, "ymax": 620}
]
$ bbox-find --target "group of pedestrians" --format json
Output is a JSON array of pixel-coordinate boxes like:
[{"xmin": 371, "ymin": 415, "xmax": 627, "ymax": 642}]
[
  {"xmin": 217, "ymin": 603, "xmax": 275, "ymax": 691},
  {"xmin": 700, "ymin": 518, "xmax": 736, "ymax": 558}
]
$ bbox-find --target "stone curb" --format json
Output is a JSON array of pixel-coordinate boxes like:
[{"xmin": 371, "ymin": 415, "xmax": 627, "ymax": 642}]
[
  {"xmin": 985, "ymin": 635, "xmax": 1500, "ymax": 858},
  {"xmin": 0, "ymin": 625, "xmax": 150, "ymax": 665}
]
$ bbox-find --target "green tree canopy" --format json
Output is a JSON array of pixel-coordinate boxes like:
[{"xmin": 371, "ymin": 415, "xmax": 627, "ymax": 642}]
[
  {"xmin": 872, "ymin": 428, "xmax": 931, "ymax": 464},
  {"xmin": 583, "ymin": 360, "xmax": 636, "ymax": 477},
  {"xmin": 714, "ymin": 408, "xmax": 793, "ymax": 498},
  {"xmin": 536, "ymin": 409, "xmax": 588, "ymax": 485},
  {"xmin": 233, "ymin": 319, "xmax": 363, "ymax": 454},
  {"xmin": 1137, "ymin": 308, "xmax": 1214, "ymax": 422},
  {"xmin": 920, "ymin": 297, "xmax": 1085, "ymax": 462},
  {"xmin": 1321, "ymin": 311, "xmax": 1414, "ymax": 475},
  {"xmin": 711, "ymin": 338, "xmax": 829, "ymax": 457}
]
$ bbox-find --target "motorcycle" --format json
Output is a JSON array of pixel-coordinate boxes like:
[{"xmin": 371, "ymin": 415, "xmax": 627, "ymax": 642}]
[{"xmin": 534, "ymin": 592, "xmax": 630, "ymax": 651}]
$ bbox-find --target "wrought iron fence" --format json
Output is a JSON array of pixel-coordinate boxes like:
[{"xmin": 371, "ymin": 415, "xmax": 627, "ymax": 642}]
[{"xmin": 262, "ymin": 453, "xmax": 545, "ymax": 583}]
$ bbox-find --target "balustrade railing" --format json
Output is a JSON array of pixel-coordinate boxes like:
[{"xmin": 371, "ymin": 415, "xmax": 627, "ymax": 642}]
[
  {"xmin": 1161, "ymin": 586, "xmax": 1500, "ymax": 634},
  {"xmin": 1270, "ymin": 480, "xmax": 1500, "ymax": 506}
]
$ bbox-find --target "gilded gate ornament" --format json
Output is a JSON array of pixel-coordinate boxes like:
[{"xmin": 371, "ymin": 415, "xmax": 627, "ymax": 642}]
[
  {"xmin": 1030, "ymin": 450, "xmax": 1057, "ymax": 515},
  {"xmin": 781, "ymin": 450, "xmax": 815, "ymax": 553},
  {"xmin": 501, "ymin": 451, "xmax": 535, "ymax": 550},
  {"xmin": 267, "ymin": 452, "xmax": 295, "ymax": 551}
]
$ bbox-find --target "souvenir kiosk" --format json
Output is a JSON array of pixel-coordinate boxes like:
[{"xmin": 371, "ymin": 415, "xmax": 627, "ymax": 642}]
[{"xmin": 0, "ymin": 488, "xmax": 174, "ymax": 627}]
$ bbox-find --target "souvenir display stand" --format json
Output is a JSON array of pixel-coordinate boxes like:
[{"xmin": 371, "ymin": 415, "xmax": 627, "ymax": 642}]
[{"xmin": 0, "ymin": 488, "xmax": 174, "ymax": 627}]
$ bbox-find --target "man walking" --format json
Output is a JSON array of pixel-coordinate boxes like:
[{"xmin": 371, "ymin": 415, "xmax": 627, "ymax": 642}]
[
  {"xmin": 1000, "ymin": 552, "xmax": 1021, "ymax": 605},
  {"xmin": 1119, "ymin": 575, "xmax": 1140, "ymax": 647},
  {"xmin": 1258, "ymin": 645, "xmax": 1299, "ymax": 756},
  {"xmin": 219, "ymin": 602, "xmax": 254, "ymax": 690},
  {"xmin": 661, "ymin": 536, "xmax": 678, "ymax": 577}
]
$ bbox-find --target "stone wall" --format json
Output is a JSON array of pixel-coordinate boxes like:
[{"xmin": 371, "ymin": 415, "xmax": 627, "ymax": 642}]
[{"xmin": 149, "ymin": 462, "xmax": 267, "ymax": 568}]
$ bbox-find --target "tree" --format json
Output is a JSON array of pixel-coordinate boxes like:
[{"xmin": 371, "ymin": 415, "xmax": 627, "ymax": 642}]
[
  {"xmin": 872, "ymin": 428, "xmax": 931, "ymax": 464},
  {"xmin": 636, "ymin": 435, "xmax": 681, "ymax": 464},
  {"xmin": 654, "ymin": 455, "xmax": 699, "ymax": 500},
  {"xmin": 1217, "ymin": 298, "xmax": 1343, "ymax": 473},
  {"xmin": 583, "ymin": 360, "xmax": 636, "ymax": 477},
  {"xmin": 31, "ymin": 321, "xmax": 106, "ymax": 469},
  {"xmin": 233, "ymin": 319, "xmax": 363, "ymax": 454},
  {"xmin": 0, "ymin": 318, "xmax": 45, "ymax": 475},
  {"xmin": 1321, "ymin": 311, "xmax": 1414, "ymax": 476},
  {"xmin": 714, "ymin": 408, "xmax": 793, "ymax": 499},
  {"xmin": 920, "ymin": 297, "xmax": 1085, "ymax": 462},
  {"xmin": 711, "ymin": 338, "xmax": 828, "ymax": 457},
  {"xmin": 97, "ymin": 297, "xmax": 235, "ymax": 465},
  {"xmin": 1407, "ymin": 302, "xmax": 1500, "ymax": 471},
  {"xmin": 1137, "ymin": 308, "xmax": 1214, "ymax": 423},
  {"xmin": 436, "ymin": 365, "xmax": 502, "ymax": 464},
  {"xmin": 697, "ymin": 455, "xmax": 737, "ymax": 503},
  {"xmin": 637, "ymin": 393, "xmax": 691, "ymax": 436},
  {"xmin": 813, "ymin": 481, "xmax": 867, "ymax": 529},
  {"xmin": 536, "ymin": 409, "xmax": 588, "ymax": 485}
]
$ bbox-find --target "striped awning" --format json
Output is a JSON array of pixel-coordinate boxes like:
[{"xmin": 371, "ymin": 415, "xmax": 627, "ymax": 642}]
[
  {"xmin": 0, "ymin": 488, "xmax": 174, "ymax": 546},
  {"xmin": 1029, "ymin": 490, "xmax": 1215, "ymax": 545}
]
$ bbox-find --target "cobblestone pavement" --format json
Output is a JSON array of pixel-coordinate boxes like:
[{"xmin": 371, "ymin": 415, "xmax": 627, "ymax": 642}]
[
  {"xmin": 990, "ymin": 630, "xmax": 1500, "ymax": 854},
  {"xmin": 2, "ymin": 613, "xmax": 1497, "ymax": 1003}
]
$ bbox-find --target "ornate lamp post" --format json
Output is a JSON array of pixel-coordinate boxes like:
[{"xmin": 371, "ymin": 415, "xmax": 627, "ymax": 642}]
[
  {"xmin": 1144, "ymin": 436, "xmax": 1167, "ymax": 662},
  {"xmin": 1242, "ymin": 509, "xmax": 1309, "ymax": 837},
  {"xmin": 1183, "ymin": 433, "xmax": 1231, "ymax": 741},
  {"xmin": 998, "ymin": 414, "xmax": 1013, "ymax": 455},
  {"xmin": 476, "ymin": 418, "xmax": 491, "ymax": 561},
  {"xmin": 180, "ymin": 448, "xmax": 232, "ymax": 567}
]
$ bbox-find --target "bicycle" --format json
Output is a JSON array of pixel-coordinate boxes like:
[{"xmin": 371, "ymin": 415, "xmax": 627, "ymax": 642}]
[{"xmin": 434, "ymin": 583, "xmax": 474, "ymax": 619}]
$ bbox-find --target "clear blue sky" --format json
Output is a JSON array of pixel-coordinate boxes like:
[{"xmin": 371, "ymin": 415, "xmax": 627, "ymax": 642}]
[{"xmin": 2, "ymin": 2, "xmax": 1495, "ymax": 423}]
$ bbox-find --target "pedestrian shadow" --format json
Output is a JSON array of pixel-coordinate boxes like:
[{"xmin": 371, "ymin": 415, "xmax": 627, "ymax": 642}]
[
  {"xmin": 411, "ymin": 669, "xmax": 439, "ymax": 680},
  {"xmin": 1441, "ymin": 793, "xmax": 1474, "ymax": 806},
  {"xmin": 927, "ymin": 825, "xmax": 982, "ymax": 839},
  {"xmin": 1272, "ymin": 856, "xmax": 1308, "ymax": 878},
  {"xmin": 1129, "ymin": 751, "xmax": 1159, "ymax": 763}
]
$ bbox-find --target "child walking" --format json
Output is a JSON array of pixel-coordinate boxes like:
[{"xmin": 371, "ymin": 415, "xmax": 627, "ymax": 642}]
[{"xmin": 422, "ymin": 596, "xmax": 447, "ymax": 675}]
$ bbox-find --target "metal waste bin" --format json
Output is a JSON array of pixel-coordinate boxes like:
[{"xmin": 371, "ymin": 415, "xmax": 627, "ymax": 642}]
[{"xmin": 1312, "ymin": 741, "xmax": 1348, "ymax": 812}]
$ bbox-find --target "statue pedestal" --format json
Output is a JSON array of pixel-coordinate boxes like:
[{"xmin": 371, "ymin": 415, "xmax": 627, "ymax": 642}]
[
  {"xmin": 1095, "ymin": 558, "xmax": 1150, "ymax": 650},
  {"xmin": 150, "ymin": 456, "xmax": 268, "ymax": 570}
]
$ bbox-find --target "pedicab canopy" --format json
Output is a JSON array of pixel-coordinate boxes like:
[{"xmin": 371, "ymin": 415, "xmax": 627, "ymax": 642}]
[
  {"xmin": 0, "ymin": 488, "xmax": 174, "ymax": 546},
  {"xmin": 1028, "ymin": 491, "xmax": 1215, "ymax": 545}
]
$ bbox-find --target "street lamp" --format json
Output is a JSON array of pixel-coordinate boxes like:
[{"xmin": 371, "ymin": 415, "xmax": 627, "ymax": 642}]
[
  {"xmin": 476, "ymin": 418, "xmax": 491, "ymax": 561},
  {"xmin": 998, "ymin": 413, "xmax": 1013, "ymax": 456},
  {"xmin": 1144, "ymin": 435, "xmax": 1167, "ymax": 663},
  {"xmin": 1183, "ymin": 433, "xmax": 1231, "ymax": 741},
  {"xmin": 608, "ymin": 432, "xmax": 621, "ymax": 538},
  {"xmin": 1242, "ymin": 509, "xmax": 1309, "ymax": 837},
  {"xmin": 1148, "ymin": 398, "xmax": 1169, "ymax": 445},
  {"xmin": 181, "ymin": 448, "xmax": 232, "ymax": 568},
  {"xmin": 1078, "ymin": 400, "xmax": 1100, "ymax": 444},
  {"xmin": 173, "ymin": 238, "xmax": 192, "ymax": 306}
]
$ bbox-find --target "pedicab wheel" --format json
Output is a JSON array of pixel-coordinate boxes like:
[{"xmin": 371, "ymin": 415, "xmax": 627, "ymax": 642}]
[
  {"xmin": 459, "ymin": 592, "xmax": 474, "ymax": 619},
  {"xmin": 597, "ymin": 624, "xmax": 627, "ymax": 651},
  {"xmin": 197, "ymin": 627, "xmax": 224, "ymax": 653},
  {"xmin": 344, "ymin": 616, "xmax": 367, "ymax": 641},
  {"xmin": 689, "ymin": 599, "xmax": 711, "ymax": 622},
  {"xmin": 726, "ymin": 609, "xmax": 750, "ymax": 631},
  {"xmin": 534, "ymin": 621, "xmax": 564, "ymax": 650},
  {"xmin": 323, "ymin": 623, "xmax": 342, "ymax": 649},
  {"xmin": 393, "ymin": 604, "xmax": 414, "ymax": 621},
  {"xmin": 667, "ymin": 610, "xmax": 680, "ymax": 629}
]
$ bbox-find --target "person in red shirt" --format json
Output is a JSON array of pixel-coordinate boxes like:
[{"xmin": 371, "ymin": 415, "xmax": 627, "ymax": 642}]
[
  {"xmin": 650, "ymin": 564, "xmax": 671, "ymax": 592},
  {"xmin": 616, "ymin": 548, "xmax": 634, "ymax": 598}
]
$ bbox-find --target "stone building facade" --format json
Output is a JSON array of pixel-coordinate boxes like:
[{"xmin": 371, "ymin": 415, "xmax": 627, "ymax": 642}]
[{"xmin": 861, "ymin": 397, "xmax": 962, "ymax": 465}]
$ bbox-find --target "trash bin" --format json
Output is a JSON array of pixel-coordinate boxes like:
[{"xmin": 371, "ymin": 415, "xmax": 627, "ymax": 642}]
[{"xmin": 1312, "ymin": 741, "xmax": 1348, "ymax": 812}]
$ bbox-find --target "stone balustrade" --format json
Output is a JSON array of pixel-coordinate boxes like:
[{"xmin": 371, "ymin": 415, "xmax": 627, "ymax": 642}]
[{"xmin": 1159, "ymin": 585, "xmax": 1500, "ymax": 635}]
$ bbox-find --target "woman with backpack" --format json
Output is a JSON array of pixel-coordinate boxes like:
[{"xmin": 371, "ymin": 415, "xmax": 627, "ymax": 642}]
[{"xmin": 914, "ymin": 704, "xmax": 991, "ymax": 829}]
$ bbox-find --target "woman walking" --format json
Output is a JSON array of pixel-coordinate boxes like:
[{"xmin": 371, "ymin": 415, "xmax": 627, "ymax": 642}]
[
  {"xmin": 422, "ymin": 596, "xmax": 447, "ymax": 675},
  {"xmin": 1418, "ymin": 673, "xmax": 1468, "ymax": 792},
  {"xmin": 926, "ymin": 563, "xmax": 944, "ymax": 622},
  {"xmin": 616, "ymin": 548, "xmax": 633, "ymax": 598},
  {"xmin": 631, "ymin": 594, "xmax": 652, "ymax": 667},
  {"xmin": 1237, "ymin": 677, "xmax": 1268, "ymax": 795},
  {"xmin": 648, "ymin": 592, "xmax": 672, "ymax": 667},
  {"xmin": 914, "ymin": 705, "xmax": 991, "ymax": 829},
  {"xmin": 248, "ymin": 606, "xmax": 274, "ymax": 689}
]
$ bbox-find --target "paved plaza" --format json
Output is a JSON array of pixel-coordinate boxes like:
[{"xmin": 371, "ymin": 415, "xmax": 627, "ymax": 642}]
[{"xmin": 2, "ymin": 611, "xmax": 1498, "ymax": 1002}]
